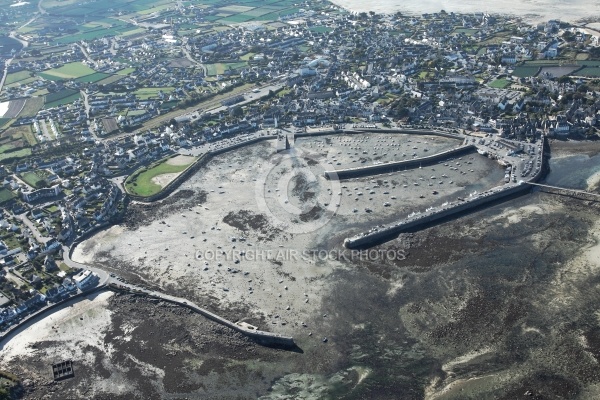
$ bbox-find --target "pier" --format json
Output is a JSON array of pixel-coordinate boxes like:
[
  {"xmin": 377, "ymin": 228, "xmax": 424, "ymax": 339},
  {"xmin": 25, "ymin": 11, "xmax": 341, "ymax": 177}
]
[
  {"xmin": 525, "ymin": 182, "xmax": 600, "ymax": 201},
  {"xmin": 344, "ymin": 136, "xmax": 547, "ymax": 248}
]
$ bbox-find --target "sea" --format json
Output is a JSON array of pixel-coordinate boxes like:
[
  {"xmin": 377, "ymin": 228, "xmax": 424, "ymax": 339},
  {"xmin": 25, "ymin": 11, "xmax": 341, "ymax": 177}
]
[{"xmin": 327, "ymin": 0, "xmax": 600, "ymax": 24}]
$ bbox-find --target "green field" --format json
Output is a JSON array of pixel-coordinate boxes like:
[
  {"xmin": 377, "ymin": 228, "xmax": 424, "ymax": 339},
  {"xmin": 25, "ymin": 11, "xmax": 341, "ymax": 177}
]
[
  {"xmin": 0, "ymin": 188, "xmax": 15, "ymax": 204},
  {"xmin": 576, "ymin": 60, "xmax": 600, "ymax": 67},
  {"xmin": 4, "ymin": 70, "xmax": 32, "ymax": 85},
  {"xmin": 39, "ymin": 62, "xmax": 97, "ymax": 80},
  {"xmin": 21, "ymin": 171, "xmax": 44, "ymax": 188},
  {"xmin": 75, "ymin": 72, "xmax": 110, "ymax": 83},
  {"xmin": 0, "ymin": 147, "xmax": 31, "ymax": 162},
  {"xmin": 115, "ymin": 67, "xmax": 136, "ymax": 75},
  {"xmin": 489, "ymin": 78, "xmax": 512, "ymax": 88},
  {"xmin": 574, "ymin": 67, "xmax": 600, "ymax": 77},
  {"xmin": 19, "ymin": 97, "xmax": 45, "ymax": 118},
  {"xmin": 125, "ymin": 156, "xmax": 197, "ymax": 197},
  {"xmin": 133, "ymin": 87, "xmax": 175, "ymax": 99},
  {"xmin": 309, "ymin": 26, "xmax": 334, "ymax": 34},
  {"xmin": 45, "ymin": 93, "xmax": 81, "ymax": 108},
  {"xmin": 96, "ymin": 75, "xmax": 126, "ymax": 86},
  {"xmin": 511, "ymin": 66, "xmax": 540, "ymax": 78},
  {"xmin": 205, "ymin": 62, "xmax": 247, "ymax": 76},
  {"xmin": 45, "ymin": 89, "xmax": 79, "ymax": 104}
]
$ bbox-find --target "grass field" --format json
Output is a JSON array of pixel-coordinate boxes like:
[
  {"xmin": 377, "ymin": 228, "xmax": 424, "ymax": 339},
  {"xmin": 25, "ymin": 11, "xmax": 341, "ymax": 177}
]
[
  {"xmin": 309, "ymin": 26, "xmax": 334, "ymax": 34},
  {"xmin": 39, "ymin": 62, "xmax": 96, "ymax": 80},
  {"xmin": 489, "ymin": 78, "xmax": 512, "ymax": 88},
  {"xmin": 96, "ymin": 75, "xmax": 126, "ymax": 86},
  {"xmin": 0, "ymin": 188, "xmax": 15, "ymax": 204},
  {"xmin": 45, "ymin": 89, "xmax": 79, "ymax": 104},
  {"xmin": 573, "ymin": 67, "xmax": 600, "ymax": 77},
  {"xmin": 205, "ymin": 62, "xmax": 247, "ymax": 76},
  {"xmin": 4, "ymin": 71, "xmax": 32, "ymax": 85},
  {"xmin": 125, "ymin": 156, "xmax": 196, "ymax": 197},
  {"xmin": 0, "ymin": 147, "xmax": 31, "ymax": 162},
  {"xmin": 21, "ymin": 171, "xmax": 44, "ymax": 188},
  {"xmin": 21, "ymin": 126, "xmax": 38, "ymax": 146},
  {"xmin": 133, "ymin": 87, "xmax": 175, "ymax": 99},
  {"xmin": 75, "ymin": 72, "xmax": 110, "ymax": 83},
  {"xmin": 116, "ymin": 67, "xmax": 136, "ymax": 75},
  {"xmin": 18, "ymin": 97, "xmax": 45, "ymax": 118},
  {"xmin": 45, "ymin": 93, "xmax": 81, "ymax": 108}
]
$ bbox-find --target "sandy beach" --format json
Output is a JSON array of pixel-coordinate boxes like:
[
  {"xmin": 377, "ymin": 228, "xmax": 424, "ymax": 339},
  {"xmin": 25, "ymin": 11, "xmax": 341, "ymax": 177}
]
[{"xmin": 328, "ymin": 0, "xmax": 600, "ymax": 24}]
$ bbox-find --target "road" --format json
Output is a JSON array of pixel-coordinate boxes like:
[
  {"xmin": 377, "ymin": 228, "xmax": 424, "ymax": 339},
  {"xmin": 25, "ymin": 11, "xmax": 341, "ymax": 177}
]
[
  {"xmin": 100, "ymin": 82, "xmax": 283, "ymax": 142},
  {"xmin": 182, "ymin": 44, "xmax": 207, "ymax": 76},
  {"xmin": 62, "ymin": 245, "xmax": 111, "ymax": 287},
  {"xmin": 15, "ymin": 213, "xmax": 51, "ymax": 244},
  {"xmin": 75, "ymin": 43, "xmax": 96, "ymax": 66}
]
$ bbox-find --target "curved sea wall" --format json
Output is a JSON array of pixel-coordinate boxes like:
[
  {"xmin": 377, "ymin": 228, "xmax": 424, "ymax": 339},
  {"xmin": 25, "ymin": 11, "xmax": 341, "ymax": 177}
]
[{"xmin": 128, "ymin": 135, "xmax": 277, "ymax": 203}]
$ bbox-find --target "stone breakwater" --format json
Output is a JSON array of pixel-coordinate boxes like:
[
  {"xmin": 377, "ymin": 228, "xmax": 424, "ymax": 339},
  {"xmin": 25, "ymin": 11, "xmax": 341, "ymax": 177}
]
[
  {"xmin": 108, "ymin": 283, "xmax": 296, "ymax": 348},
  {"xmin": 344, "ymin": 137, "xmax": 547, "ymax": 248},
  {"xmin": 324, "ymin": 144, "xmax": 476, "ymax": 180}
]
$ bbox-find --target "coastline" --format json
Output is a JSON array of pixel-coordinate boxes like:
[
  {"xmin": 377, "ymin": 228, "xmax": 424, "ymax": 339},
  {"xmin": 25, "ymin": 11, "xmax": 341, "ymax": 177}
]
[{"xmin": 327, "ymin": 0, "xmax": 600, "ymax": 24}]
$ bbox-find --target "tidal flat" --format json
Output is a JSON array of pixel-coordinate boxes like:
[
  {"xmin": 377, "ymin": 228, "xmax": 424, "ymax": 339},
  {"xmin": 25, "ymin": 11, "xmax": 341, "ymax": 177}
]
[{"xmin": 2, "ymin": 138, "xmax": 600, "ymax": 399}]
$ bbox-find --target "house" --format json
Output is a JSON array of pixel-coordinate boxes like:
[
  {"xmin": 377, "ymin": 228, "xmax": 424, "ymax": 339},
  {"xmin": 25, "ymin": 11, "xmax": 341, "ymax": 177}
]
[
  {"xmin": 43, "ymin": 238, "xmax": 61, "ymax": 254},
  {"xmin": 72, "ymin": 269, "xmax": 100, "ymax": 290},
  {"xmin": 44, "ymin": 255, "xmax": 58, "ymax": 272}
]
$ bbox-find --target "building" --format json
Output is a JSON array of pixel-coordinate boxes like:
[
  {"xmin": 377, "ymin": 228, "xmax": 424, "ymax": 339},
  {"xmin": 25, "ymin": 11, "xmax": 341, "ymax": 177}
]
[
  {"xmin": 72, "ymin": 270, "xmax": 100, "ymax": 290},
  {"xmin": 21, "ymin": 185, "xmax": 62, "ymax": 203}
]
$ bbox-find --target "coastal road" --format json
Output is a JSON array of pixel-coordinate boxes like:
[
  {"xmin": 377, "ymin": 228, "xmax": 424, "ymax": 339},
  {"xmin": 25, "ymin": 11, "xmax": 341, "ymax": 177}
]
[{"xmin": 62, "ymin": 245, "xmax": 111, "ymax": 287}]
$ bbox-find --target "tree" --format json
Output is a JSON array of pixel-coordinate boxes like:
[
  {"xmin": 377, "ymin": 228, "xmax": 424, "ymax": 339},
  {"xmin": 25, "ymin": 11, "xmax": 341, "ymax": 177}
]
[{"xmin": 231, "ymin": 106, "xmax": 244, "ymax": 118}]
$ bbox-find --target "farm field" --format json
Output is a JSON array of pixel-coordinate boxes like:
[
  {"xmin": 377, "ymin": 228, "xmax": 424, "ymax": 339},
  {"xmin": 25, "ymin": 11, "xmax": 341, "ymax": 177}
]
[
  {"xmin": 4, "ymin": 71, "xmax": 32, "ymax": 85},
  {"xmin": 38, "ymin": 62, "xmax": 97, "ymax": 80},
  {"xmin": 18, "ymin": 97, "xmax": 45, "ymax": 118}
]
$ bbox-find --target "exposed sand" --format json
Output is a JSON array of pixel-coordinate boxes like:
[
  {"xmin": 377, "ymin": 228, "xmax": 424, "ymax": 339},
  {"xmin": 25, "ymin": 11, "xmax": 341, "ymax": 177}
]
[
  {"xmin": 166, "ymin": 154, "xmax": 195, "ymax": 166},
  {"xmin": 587, "ymin": 170, "xmax": 600, "ymax": 192},
  {"xmin": 73, "ymin": 134, "xmax": 505, "ymax": 339},
  {"xmin": 0, "ymin": 292, "xmax": 114, "ymax": 363},
  {"xmin": 329, "ymin": 0, "xmax": 600, "ymax": 24},
  {"xmin": 151, "ymin": 172, "xmax": 179, "ymax": 188}
]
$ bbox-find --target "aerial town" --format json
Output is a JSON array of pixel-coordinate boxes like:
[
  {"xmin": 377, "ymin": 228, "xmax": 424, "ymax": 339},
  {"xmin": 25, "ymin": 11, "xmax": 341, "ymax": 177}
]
[{"xmin": 0, "ymin": 0, "xmax": 599, "ymax": 397}]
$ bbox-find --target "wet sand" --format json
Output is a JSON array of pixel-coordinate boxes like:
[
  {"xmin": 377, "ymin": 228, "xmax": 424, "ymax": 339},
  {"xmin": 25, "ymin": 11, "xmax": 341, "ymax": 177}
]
[
  {"xmin": 5, "ymin": 137, "xmax": 600, "ymax": 398},
  {"xmin": 328, "ymin": 0, "xmax": 600, "ymax": 24}
]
